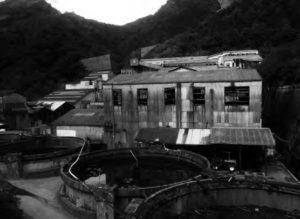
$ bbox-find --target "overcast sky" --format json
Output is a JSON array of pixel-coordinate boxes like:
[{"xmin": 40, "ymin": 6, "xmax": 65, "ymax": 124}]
[{"xmin": 45, "ymin": 0, "xmax": 167, "ymax": 25}]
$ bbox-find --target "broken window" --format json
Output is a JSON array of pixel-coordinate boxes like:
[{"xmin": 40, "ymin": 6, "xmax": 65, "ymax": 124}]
[
  {"xmin": 137, "ymin": 89, "xmax": 148, "ymax": 106},
  {"xmin": 112, "ymin": 89, "xmax": 122, "ymax": 106},
  {"xmin": 193, "ymin": 87, "xmax": 205, "ymax": 105},
  {"xmin": 225, "ymin": 86, "xmax": 249, "ymax": 105},
  {"xmin": 164, "ymin": 88, "xmax": 175, "ymax": 105}
]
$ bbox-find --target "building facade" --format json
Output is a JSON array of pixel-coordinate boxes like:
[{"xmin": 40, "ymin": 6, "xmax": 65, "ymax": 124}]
[{"xmin": 103, "ymin": 69, "xmax": 262, "ymax": 148}]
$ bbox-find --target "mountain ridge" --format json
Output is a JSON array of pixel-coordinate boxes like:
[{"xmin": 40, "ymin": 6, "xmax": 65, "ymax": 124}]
[{"xmin": 0, "ymin": 0, "xmax": 299, "ymax": 99}]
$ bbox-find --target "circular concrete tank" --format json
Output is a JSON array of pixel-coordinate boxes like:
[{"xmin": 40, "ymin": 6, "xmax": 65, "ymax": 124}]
[
  {"xmin": 135, "ymin": 177, "xmax": 300, "ymax": 219},
  {"xmin": 60, "ymin": 147, "xmax": 210, "ymax": 218},
  {"xmin": 0, "ymin": 133, "xmax": 85, "ymax": 178}
]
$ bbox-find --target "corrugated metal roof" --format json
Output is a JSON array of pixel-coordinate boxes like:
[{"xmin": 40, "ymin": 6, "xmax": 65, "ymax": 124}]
[
  {"xmin": 52, "ymin": 109, "xmax": 104, "ymax": 127},
  {"xmin": 106, "ymin": 69, "xmax": 262, "ymax": 85},
  {"xmin": 136, "ymin": 128, "xmax": 210, "ymax": 145},
  {"xmin": 136, "ymin": 127, "xmax": 275, "ymax": 147},
  {"xmin": 39, "ymin": 89, "xmax": 92, "ymax": 105},
  {"xmin": 38, "ymin": 101, "xmax": 66, "ymax": 111},
  {"xmin": 210, "ymin": 127, "xmax": 275, "ymax": 146},
  {"xmin": 176, "ymin": 129, "xmax": 210, "ymax": 145}
]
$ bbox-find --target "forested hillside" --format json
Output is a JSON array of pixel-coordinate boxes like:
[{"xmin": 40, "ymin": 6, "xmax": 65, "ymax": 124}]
[
  {"xmin": 0, "ymin": 0, "xmax": 299, "ymax": 99},
  {"xmin": 0, "ymin": 0, "xmax": 218, "ymax": 98},
  {"xmin": 148, "ymin": 0, "xmax": 300, "ymax": 86},
  {"xmin": 0, "ymin": 0, "xmax": 122, "ymax": 98}
]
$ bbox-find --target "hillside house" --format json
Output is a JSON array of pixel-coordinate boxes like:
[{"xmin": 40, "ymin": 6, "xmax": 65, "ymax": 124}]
[
  {"xmin": 65, "ymin": 71, "xmax": 112, "ymax": 91},
  {"xmin": 103, "ymin": 68, "xmax": 262, "ymax": 148},
  {"xmin": 0, "ymin": 90, "xmax": 27, "ymax": 130},
  {"xmin": 64, "ymin": 54, "xmax": 114, "ymax": 108}
]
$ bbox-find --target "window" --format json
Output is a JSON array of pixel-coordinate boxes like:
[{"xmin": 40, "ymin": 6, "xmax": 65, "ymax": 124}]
[
  {"xmin": 137, "ymin": 89, "xmax": 148, "ymax": 106},
  {"xmin": 89, "ymin": 80, "xmax": 93, "ymax": 85},
  {"xmin": 225, "ymin": 86, "xmax": 249, "ymax": 105},
  {"xmin": 164, "ymin": 88, "xmax": 175, "ymax": 105},
  {"xmin": 193, "ymin": 87, "xmax": 205, "ymax": 105},
  {"xmin": 113, "ymin": 89, "xmax": 122, "ymax": 106}
]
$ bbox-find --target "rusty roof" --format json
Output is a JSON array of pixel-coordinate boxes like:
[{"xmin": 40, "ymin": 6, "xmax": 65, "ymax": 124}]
[
  {"xmin": 136, "ymin": 127, "xmax": 275, "ymax": 147},
  {"xmin": 136, "ymin": 128, "xmax": 210, "ymax": 145},
  {"xmin": 52, "ymin": 109, "xmax": 104, "ymax": 127},
  {"xmin": 210, "ymin": 127, "xmax": 275, "ymax": 146},
  {"xmin": 39, "ymin": 89, "xmax": 93, "ymax": 104},
  {"xmin": 106, "ymin": 69, "xmax": 262, "ymax": 85}
]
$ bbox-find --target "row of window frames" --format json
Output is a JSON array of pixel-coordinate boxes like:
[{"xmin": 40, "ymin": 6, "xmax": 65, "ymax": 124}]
[{"xmin": 112, "ymin": 87, "xmax": 249, "ymax": 106}]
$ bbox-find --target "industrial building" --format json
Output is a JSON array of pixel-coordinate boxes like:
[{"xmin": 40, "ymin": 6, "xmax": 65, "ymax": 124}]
[{"xmin": 103, "ymin": 68, "xmax": 263, "ymax": 148}]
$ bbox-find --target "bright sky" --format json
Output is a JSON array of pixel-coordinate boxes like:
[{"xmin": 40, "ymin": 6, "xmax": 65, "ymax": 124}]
[{"xmin": 46, "ymin": 0, "xmax": 167, "ymax": 25}]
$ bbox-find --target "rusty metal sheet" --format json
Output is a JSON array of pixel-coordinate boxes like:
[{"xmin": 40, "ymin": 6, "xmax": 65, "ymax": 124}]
[{"xmin": 210, "ymin": 127, "xmax": 275, "ymax": 146}]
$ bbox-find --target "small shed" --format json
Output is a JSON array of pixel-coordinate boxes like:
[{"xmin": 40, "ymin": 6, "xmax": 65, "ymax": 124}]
[{"xmin": 52, "ymin": 109, "xmax": 104, "ymax": 144}]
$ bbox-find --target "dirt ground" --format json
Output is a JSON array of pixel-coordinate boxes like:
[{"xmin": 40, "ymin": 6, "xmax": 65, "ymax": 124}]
[{"xmin": 9, "ymin": 177, "xmax": 77, "ymax": 219}]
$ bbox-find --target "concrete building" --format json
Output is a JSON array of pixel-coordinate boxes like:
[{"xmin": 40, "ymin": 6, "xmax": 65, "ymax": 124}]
[
  {"xmin": 52, "ymin": 108, "xmax": 104, "ymax": 145},
  {"xmin": 103, "ymin": 68, "xmax": 263, "ymax": 148}
]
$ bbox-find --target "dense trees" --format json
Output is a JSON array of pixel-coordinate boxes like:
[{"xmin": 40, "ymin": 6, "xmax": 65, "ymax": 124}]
[
  {"xmin": 148, "ymin": 0, "xmax": 300, "ymax": 86},
  {"xmin": 0, "ymin": 0, "xmax": 299, "ymax": 99}
]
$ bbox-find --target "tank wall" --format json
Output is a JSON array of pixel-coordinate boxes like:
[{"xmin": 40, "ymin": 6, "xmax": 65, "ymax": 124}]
[
  {"xmin": 59, "ymin": 148, "xmax": 210, "ymax": 216},
  {"xmin": 0, "ymin": 135, "xmax": 84, "ymax": 178},
  {"xmin": 136, "ymin": 180, "xmax": 300, "ymax": 219}
]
